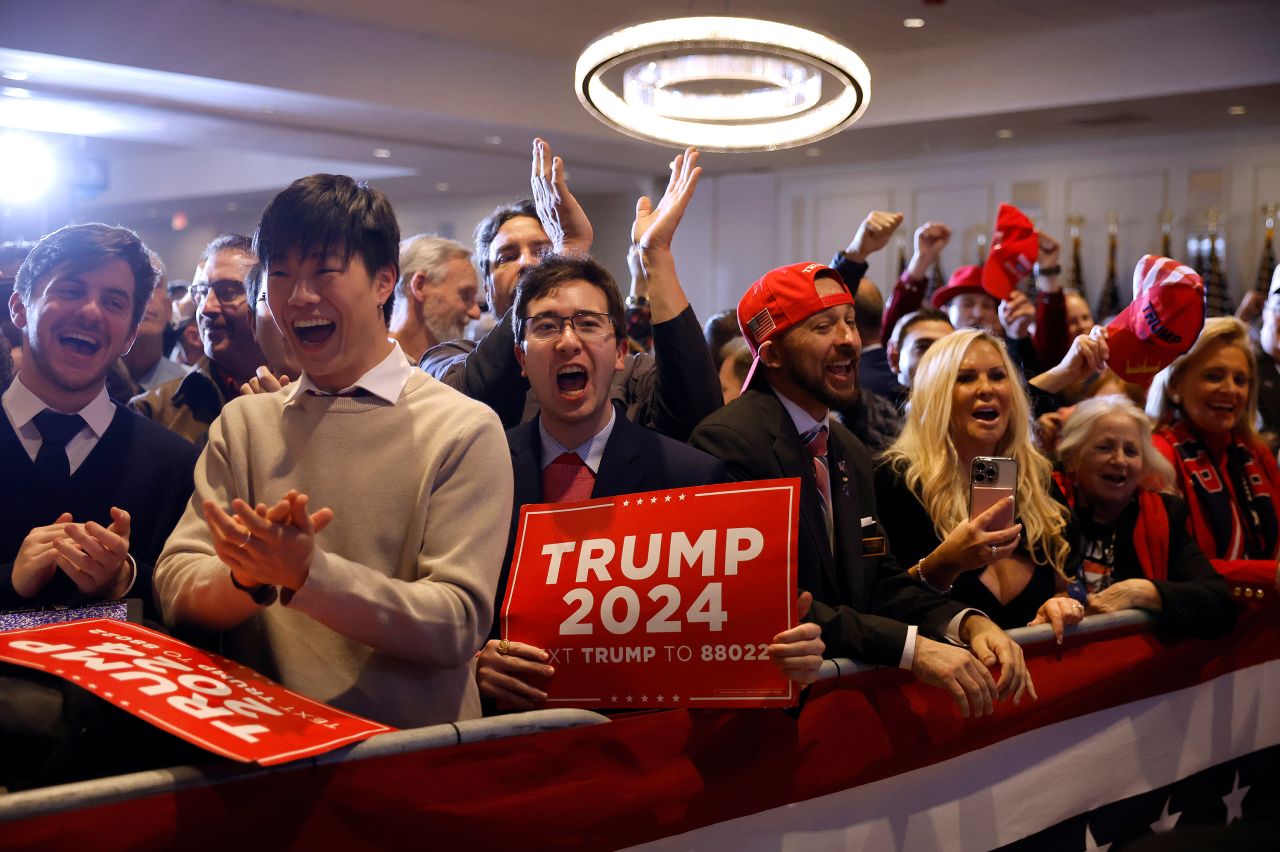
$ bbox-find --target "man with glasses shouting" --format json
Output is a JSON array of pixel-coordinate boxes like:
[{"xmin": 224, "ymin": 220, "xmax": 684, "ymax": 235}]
[
  {"xmin": 130, "ymin": 234, "xmax": 266, "ymax": 444},
  {"xmin": 474, "ymin": 157, "xmax": 826, "ymax": 709}
]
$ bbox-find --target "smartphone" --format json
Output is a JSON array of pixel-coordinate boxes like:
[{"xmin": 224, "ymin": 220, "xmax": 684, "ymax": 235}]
[{"xmin": 970, "ymin": 456, "xmax": 1017, "ymax": 524}]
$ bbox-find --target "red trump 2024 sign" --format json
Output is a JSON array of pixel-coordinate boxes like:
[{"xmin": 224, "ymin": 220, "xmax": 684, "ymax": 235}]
[{"xmin": 502, "ymin": 479, "xmax": 800, "ymax": 709}]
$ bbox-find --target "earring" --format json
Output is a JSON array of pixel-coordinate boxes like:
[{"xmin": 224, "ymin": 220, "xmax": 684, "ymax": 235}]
[{"xmin": 1171, "ymin": 395, "xmax": 1182, "ymax": 405}]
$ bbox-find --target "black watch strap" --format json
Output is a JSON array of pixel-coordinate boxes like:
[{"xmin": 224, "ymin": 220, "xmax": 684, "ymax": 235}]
[{"xmin": 229, "ymin": 571, "xmax": 278, "ymax": 606}]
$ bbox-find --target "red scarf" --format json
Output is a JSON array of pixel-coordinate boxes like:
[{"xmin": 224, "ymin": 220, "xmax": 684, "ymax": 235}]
[{"xmin": 1053, "ymin": 471, "xmax": 1169, "ymax": 581}]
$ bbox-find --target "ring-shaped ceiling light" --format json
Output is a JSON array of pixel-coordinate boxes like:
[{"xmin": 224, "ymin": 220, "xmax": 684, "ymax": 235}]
[{"xmin": 575, "ymin": 17, "xmax": 871, "ymax": 153}]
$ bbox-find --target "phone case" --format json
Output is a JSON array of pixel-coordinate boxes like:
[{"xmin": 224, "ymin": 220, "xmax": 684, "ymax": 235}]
[{"xmin": 969, "ymin": 456, "xmax": 1018, "ymax": 521}]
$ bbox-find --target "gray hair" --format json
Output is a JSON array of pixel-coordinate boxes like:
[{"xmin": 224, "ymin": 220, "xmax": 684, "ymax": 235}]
[
  {"xmin": 397, "ymin": 234, "xmax": 472, "ymax": 299},
  {"xmin": 1059, "ymin": 394, "xmax": 1175, "ymax": 492}
]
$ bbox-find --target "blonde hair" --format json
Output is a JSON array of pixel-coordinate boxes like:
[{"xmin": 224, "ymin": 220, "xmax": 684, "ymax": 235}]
[
  {"xmin": 1058, "ymin": 394, "xmax": 1176, "ymax": 493},
  {"xmin": 1146, "ymin": 316, "xmax": 1260, "ymax": 444},
  {"xmin": 882, "ymin": 330, "xmax": 1071, "ymax": 578}
]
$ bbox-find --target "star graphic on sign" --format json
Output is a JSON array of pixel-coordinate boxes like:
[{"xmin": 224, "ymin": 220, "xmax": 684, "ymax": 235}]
[
  {"xmin": 657, "ymin": 694, "xmax": 665, "ymax": 702},
  {"xmin": 671, "ymin": 694, "xmax": 680, "ymax": 702},
  {"xmin": 664, "ymin": 495, "xmax": 672, "ymax": 502},
  {"xmin": 650, "ymin": 497, "xmax": 658, "ymax": 504},
  {"xmin": 1150, "ymin": 796, "xmax": 1181, "ymax": 833},
  {"xmin": 678, "ymin": 494, "xmax": 686, "ymax": 501},
  {"xmin": 1082, "ymin": 822, "xmax": 1110, "ymax": 852},
  {"xmin": 1222, "ymin": 770, "xmax": 1250, "ymax": 824},
  {"xmin": 611, "ymin": 695, "xmax": 619, "ymax": 703},
  {"xmin": 120, "ymin": 700, "xmax": 130, "ymax": 707},
  {"xmin": 640, "ymin": 694, "xmax": 648, "ymax": 702},
  {"xmin": 622, "ymin": 500, "xmax": 629, "ymax": 507},
  {"xmin": 625, "ymin": 694, "xmax": 633, "ymax": 703}
]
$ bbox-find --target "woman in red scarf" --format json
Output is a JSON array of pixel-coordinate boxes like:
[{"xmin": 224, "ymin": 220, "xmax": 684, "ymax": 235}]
[
  {"xmin": 1146, "ymin": 317, "xmax": 1280, "ymax": 592},
  {"xmin": 1039, "ymin": 395, "xmax": 1235, "ymax": 641}
]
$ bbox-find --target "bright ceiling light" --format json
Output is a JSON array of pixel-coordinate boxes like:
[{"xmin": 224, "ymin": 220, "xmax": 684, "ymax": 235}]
[
  {"xmin": 1228, "ymin": 105, "xmax": 1247, "ymax": 115},
  {"xmin": 996, "ymin": 128, "xmax": 1015, "ymax": 138},
  {"xmin": 0, "ymin": 96, "xmax": 118, "ymax": 136},
  {"xmin": 903, "ymin": 18, "xmax": 926, "ymax": 28},
  {"xmin": 0, "ymin": 134, "xmax": 58, "ymax": 204},
  {"xmin": 575, "ymin": 17, "xmax": 871, "ymax": 153},
  {"xmin": 1, "ymin": 70, "xmax": 30, "ymax": 82}
]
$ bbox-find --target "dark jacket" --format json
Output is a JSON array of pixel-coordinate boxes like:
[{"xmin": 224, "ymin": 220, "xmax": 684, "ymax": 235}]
[{"xmin": 689, "ymin": 380, "xmax": 967, "ymax": 667}]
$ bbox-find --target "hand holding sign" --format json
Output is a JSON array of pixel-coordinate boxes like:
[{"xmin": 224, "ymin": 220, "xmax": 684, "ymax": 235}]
[
  {"xmin": 503, "ymin": 480, "xmax": 801, "ymax": 708},
  {"xmin": 477, "ymin": 639, "xmax": 555, "ymax": 710},
  {"xmin": 766, "ymin": 590, "xmax": 824, "ymax": 684}
]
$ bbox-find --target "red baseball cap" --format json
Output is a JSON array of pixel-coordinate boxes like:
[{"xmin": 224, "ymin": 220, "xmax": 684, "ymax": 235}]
[
  {"xmin": 1106, "ymin": 254, "xmax": 1205, "ymax": 385},
  {"xmin": 737, "ymin": 261, "xmax": 851, "ymax": 389},
  {"xmin": 983, "ymin": 204, "xmax": 1039, "ymax": 300},
  {"xmin": 930, "ymin": 265, "xmax": 990, "ymax": 309}
]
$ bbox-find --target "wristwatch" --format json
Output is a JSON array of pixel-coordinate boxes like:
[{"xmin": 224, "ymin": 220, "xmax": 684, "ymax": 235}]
[
  {"xmin": 625, "ymin": 294, "xmax": 650, "ymax": 309},
  {"xmin": 229, "ymin": 571, "xmax": 278, "ymax": 606},
  {"xmin": 1034, "ymin": 263, "xmax": 1061, "ymax": 277}
]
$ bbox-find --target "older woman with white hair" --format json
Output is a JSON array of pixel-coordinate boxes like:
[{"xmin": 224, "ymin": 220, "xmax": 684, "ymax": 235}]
[
  {"xmin": 1147, "ymin": 318, "xmax": 1280, "ymax": 589},
  {"xmin": 1040, "ymin": 395, "xmax": 1235, "ymax": 639}
]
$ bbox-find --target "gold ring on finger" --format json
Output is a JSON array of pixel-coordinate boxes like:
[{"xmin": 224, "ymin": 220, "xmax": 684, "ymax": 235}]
[{"xmin": 497, "ymin": 638, "xmax": 511, "ymax": 656}]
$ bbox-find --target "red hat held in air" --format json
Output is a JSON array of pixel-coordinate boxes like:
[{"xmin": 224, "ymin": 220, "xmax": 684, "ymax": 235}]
[
  {"xmin": 1106, "ymin": 254, "xmax": 1206, "ymax": 385},
  {"xmin": 982, "ymin": 203, "xmax": 1039, "ymax": 301}
]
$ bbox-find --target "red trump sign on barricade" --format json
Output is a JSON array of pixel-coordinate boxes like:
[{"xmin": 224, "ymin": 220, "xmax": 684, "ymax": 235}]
[
  {"xmin": 502, "ymin": 478, "xmax": 800, "ymax": 709},
  {"xmin": 0, "ymin": 619, "xmax": 393, "ymax": 765}
]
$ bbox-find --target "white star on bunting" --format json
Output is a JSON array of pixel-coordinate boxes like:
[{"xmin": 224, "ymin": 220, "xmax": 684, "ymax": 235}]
[
  {"xmin": 1222, "ymin": 770, "xmax": 1250, "ymax": 824},
  {"xmin": 1149, "ymin": 796, "xmax": 1181, "ymax": 833}
]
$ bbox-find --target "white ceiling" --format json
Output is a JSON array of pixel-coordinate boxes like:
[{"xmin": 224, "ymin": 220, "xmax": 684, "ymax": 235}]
[{"xmin": 0, "ymin": 0, "xmax": 1276, "ymax": 219}]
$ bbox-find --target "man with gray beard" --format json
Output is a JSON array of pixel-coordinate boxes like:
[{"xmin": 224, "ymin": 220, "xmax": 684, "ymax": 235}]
[{"xmin": 389, "ymin": 235, "xmax": 481, "ymax": 364}]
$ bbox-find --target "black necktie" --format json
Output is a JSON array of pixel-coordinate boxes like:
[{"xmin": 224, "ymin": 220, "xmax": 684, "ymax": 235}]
[{"xmin": 33, "ymin": 410, "xmax": 86, "ymax": 484}]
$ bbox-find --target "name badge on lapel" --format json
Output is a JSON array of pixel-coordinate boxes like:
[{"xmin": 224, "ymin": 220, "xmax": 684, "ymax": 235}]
[{"xmin": 860, "ymin": 516, "xmax": 886, "ymax": 556}]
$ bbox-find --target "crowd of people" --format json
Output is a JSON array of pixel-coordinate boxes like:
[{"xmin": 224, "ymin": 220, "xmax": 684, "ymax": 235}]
[{"xmin": 2, "ymin": 137, "xmax": 1276, "ymax": 788}]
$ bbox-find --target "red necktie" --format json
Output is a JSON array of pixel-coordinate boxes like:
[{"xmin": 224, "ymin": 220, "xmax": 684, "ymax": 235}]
[
  {"xmin": 542, "ymin": 452, "xmax": 596, "ymax": 503},
  {"xmin": 805, "ymin": 426, "xmax": 834, "ymax": 548}
]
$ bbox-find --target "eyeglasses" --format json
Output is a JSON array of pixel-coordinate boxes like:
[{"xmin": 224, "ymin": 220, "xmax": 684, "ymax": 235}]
[
  {"xmin": 190, "ymin": 281, "xmax": 247, "ymax": 306},
  {"xmin": 523, "ymin": 311, "xmax": 615, "ymax": 342}
]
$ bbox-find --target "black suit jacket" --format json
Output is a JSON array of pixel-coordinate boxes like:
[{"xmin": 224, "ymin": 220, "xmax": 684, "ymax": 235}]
[
  {"xmin": 493, "ymin": 408, "xmax": 729, "ymax": 638},
  {"xmin": 689, "ymin": 381, "xmax": 966, "ymax": 667}
]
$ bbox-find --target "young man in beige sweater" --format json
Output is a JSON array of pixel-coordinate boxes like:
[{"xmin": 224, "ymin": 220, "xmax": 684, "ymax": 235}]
[{"xmin": 155, "ymin": 174, "xmax": 512, "ymax": 728}]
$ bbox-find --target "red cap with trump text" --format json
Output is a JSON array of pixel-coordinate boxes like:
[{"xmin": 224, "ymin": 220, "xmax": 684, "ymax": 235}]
[
  {"xmin": 737, "ymin": 262, "xmax": 851, "ymax": 389},
  {"xmin": 1106, "ymin": 254, "xmax": 1205, "ymax": 385}
]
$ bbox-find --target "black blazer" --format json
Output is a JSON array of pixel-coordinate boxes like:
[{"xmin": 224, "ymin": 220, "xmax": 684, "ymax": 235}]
[
  {"xmin": 689, "ymin": 382, "xmax": 966, "ymax": 667},
  {"xmin": 492, "ymin": 408, "xmax": 729, "ymax": 638}
]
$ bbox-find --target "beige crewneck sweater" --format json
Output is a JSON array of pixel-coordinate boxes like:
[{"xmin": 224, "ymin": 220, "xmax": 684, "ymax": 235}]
[{"xmin": 155, "ymin": 370, "xmax": 512, "ymax": 728}]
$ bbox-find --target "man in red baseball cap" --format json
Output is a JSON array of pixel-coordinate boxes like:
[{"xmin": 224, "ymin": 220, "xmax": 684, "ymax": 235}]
[{"xmin": 691, "ymin": 262, "xmax": 1036, "ymax": 718}]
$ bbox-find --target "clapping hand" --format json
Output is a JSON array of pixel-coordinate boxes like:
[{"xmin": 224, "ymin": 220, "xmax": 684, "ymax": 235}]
[{"xmin": 204, "ymin": 490, "xmax": 334, "ymax": 592}]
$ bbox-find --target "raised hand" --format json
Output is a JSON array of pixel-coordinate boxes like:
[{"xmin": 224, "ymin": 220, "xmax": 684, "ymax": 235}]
[
  {"xmin": 906, "ymin": 222, "xmax": 952, "ymax": 279},
  {"xmin": 632, "ymin": 147, "xmax": 702, "ymax": 254},
  {"xmin": 1031, "ymin": 325, "xmax": 1109, "ymax": 393},
  {"xmin": 845, "ymin": 211, "xmax": 904, "ymax": 263},
  {"xmin": 531, "ymin": 137, "xmax": 593, "ymax": 255}
]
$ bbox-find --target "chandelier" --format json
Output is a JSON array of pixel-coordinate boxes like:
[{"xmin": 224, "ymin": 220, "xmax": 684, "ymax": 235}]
[{"xmin": 574, "ymin": 17, "xmax": 871, "ymax": 153}]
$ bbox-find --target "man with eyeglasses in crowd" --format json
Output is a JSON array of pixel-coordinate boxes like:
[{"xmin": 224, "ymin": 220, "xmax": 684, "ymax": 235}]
[
  {"xmin": 130, "ymin": 234, "xmax": 266, "ymax": 444},
  {"xmin": 475, "ymin": 154, "xmax": 823, "ymax": 707}
]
